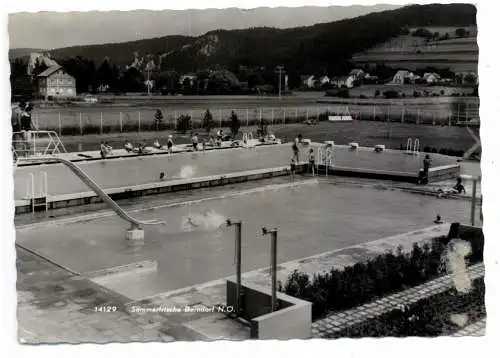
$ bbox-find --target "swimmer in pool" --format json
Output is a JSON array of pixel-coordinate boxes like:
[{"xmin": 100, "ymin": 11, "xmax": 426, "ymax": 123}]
[{"xmin": 434, "ymin": 215, "xmax": 443, "ymax": 224}]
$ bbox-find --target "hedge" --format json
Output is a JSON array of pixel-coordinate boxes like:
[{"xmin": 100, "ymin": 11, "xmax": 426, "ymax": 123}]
[
  {"xmin": 326, "ymin": 277, "xmax": 485, "ymax": 338},
  {"xmin": 281, "ymin": 232, "xmax": 483, "ymax": 320}
]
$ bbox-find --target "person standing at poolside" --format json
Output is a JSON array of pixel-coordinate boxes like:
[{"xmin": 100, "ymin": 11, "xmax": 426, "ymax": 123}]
[
  {"xmin": 167, "ymin": 135, "xmax": 174, "ymax": 154},
  {"xmin": 191, "ymin": 133, "xmax": 199, "ymax": 151},
  {"xmin": 422, "ymin": 154, "xmax": 432, "ymax": 184},
  {"xmin": 292, "ymin": 140, "xmax": 300, "ymax": 163},
  {"xmin": 308, "ymin": 148, "xmax": 316, "ymax": 176}
]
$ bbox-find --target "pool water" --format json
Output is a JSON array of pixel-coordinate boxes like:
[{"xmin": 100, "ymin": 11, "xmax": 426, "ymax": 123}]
[
  {"xmin": 14, "ymin": 144, "xmax": 455, "ymax": 199},
  {"xmin": 17, "ymin": 180, "xmax": 473, "ymax": 298}
]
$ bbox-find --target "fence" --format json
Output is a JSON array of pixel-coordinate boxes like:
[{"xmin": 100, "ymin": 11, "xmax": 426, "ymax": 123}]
[{"xmin": 30, "ymin": 103, "xmax": 480, "ymax": 136}]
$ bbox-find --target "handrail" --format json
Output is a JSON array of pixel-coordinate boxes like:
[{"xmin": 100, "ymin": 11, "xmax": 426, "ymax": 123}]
[{"xmin": 18, "ymin": 157, "xmax": 166, "ymax": 228}]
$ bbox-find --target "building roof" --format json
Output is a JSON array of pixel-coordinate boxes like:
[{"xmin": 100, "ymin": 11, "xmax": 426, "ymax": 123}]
[{"xmin": 37, "ymin": 65, "xmax": 63, "ymax": 77}]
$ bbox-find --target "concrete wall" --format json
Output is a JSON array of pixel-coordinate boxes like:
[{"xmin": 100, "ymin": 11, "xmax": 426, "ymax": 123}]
[
  {"xmin": 428, "ymin": 164, "xmax": 461, "ymax": 182},
  {"xmin": 227, "ymin": 279, "xmax": 312, "ymax": 340},
  {"xmin": 15, "ymin": 165, "xmax": 306, "ymax": 214}
]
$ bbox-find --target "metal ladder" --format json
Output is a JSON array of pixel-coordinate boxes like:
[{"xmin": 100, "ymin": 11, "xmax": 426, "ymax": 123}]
[
  {"xmin": 406, "ymin": 137, "xmax": 420, "ymax": 155},
  {"xmin": 26, "ymin": 172, "xmax": 48, "ymax": 214},
  {"xmin": 317, "ymin": 147, "xmax": 334, "ymax": 176}
]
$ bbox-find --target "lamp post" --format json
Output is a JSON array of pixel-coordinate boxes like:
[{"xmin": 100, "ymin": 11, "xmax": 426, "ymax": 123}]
[
  {"xmin": 227, "ymin": 219, "xmax": 243, "ymax": 315},
  {"xmin": 262, "ymin": 227, "xmax": 278, "ymax": 312},
  {"xmin": 275, "ymin": 66, "xmax": 285, "ymax": 100}
]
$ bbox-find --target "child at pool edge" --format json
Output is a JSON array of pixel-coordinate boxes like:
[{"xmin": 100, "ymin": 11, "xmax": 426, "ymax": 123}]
[
  {"xmin": 167, "ymin": 135, "xmax": 174, "ymax": 154},
  {"xmin": 192, "ymin": 133, "xmax": 199, "ymax": 151}
]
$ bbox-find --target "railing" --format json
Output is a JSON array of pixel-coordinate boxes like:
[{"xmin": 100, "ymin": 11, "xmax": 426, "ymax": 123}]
[
  {"xmin": 28, "ymin": 103, "xmax": 480, "ymax": 136},
  {"xmin": 317, "ymin": 147, "xmax": 334, "ymax": 176},
  {"xmin": 25, "ymin": 171, "xmax": 48, "ymax": 214},
  {"xmin": 406, "ymin": 137, "xmax": 420, "ymax": 155},
  {"xmin": 12, "ymin": 130, "xmax": 67, "ymax": 158}
]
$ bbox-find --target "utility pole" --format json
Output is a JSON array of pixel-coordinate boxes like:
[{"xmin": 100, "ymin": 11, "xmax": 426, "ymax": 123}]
[{"xmin": 275, "ymin": 66, "xmax": 285, "ymax": 100}]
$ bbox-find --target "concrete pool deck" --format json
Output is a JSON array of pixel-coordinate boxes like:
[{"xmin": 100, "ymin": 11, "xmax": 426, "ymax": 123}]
[{"xmin": 17, "ymin": 223, "xmax": 453, "ymax": 343}]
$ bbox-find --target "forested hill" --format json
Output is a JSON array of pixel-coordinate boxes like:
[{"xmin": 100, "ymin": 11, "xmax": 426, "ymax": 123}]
[{"xmin": 16, "ymin": 3, "xmax": 477, "ymax": 75}]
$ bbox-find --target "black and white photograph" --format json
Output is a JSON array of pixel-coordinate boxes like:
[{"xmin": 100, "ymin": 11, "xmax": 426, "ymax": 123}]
[{"xmin": 5, "ymin": 0, "xmax": 490, "ymax": 346}]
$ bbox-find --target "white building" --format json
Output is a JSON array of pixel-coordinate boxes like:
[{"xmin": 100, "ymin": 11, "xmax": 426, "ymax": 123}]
[
  {"xmin": 330, "ymin": 75, "xmax": 355, "ymax": 88},
  {"xmin": 301, "ymin": 75, "xmax": 315, "ymax": 88}
]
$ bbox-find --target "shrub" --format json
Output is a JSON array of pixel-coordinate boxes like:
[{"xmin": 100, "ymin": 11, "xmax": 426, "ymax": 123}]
[
  {"xmin": 281, "ymin": 234, "xmax": 482, "ymax": 320},
  {"xmin": 202, "ymin": 109, "xmax": 216, "ymax": 133},
  {"xmin": 374, "ymin": 89, "xmax": 381, "ymax": 97},
  {"xmin": 413, "ymin": 91, "xmax": 421, "ymax": 98},
  {"xmin": 325, "ymin": 88, "xmax": 349, "ymax": 98},
  {"xmin": 176, "ymin": 114, "xmax": 192, "ymax": 134},
  {"xmin": 383, "ymin": 90, "xmax": 399, "ymax": 99}
]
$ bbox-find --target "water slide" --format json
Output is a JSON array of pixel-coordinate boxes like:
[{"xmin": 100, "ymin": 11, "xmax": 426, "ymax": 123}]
[
  {"xmin": 19, "ymin": 157, "xmax": 166, "ymax": 228},
  {"xmin": 463, "ymin": 127, "xmax": 481, "ymax": 160}
]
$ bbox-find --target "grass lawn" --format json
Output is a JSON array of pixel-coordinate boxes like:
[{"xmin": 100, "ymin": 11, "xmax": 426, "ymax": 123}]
[{"xmin": 56, "ymin": 121, "xmax": 478, "ymax": 154}]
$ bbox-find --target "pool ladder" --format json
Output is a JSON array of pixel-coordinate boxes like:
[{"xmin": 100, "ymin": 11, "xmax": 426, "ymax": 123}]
[
  {"xmin": 317, "ymin": 147, "xmax": 334, "ymax": 176},
  {"xmin": 242, "ymin": 132, "xmax": 254, "ymax": 143},
  {"xmin": 406, "ymin": 137, "xmax": 420, "ymax": 156},
  {"xmin": 26, "ymin": 172, "xmax": 49, "ymax": 214}
]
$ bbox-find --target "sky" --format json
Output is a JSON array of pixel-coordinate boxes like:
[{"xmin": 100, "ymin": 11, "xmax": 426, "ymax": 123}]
[{"xmin": 8, "ymin": 5, "xmax": 401, "ymax": 50}]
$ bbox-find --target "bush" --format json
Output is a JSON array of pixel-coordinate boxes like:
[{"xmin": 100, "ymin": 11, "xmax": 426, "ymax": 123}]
[
  {"xmin": 280, "ymin": 234, "xmax": 482, "ymax": 320},
  {"xmin": 413, "ymin": 91, "xmax": 421, "ymax": 98},
  {"xmin": 374, "ymin": 90, "xmax": 380, "ymax": 97},
  {"xmin": 383, "ymin": 90, "xmax": 399, "ymax": 99},
  {"xmin": 176, "ymin": 114, "xmax": 192, "ymax": 134},
  {"xmin": 325, "ymin": 88, "xmax": 349, "ymax": 98},
  {"xmin": 202, "ymin": 109, "xmax": 216, "ymax": 133}
]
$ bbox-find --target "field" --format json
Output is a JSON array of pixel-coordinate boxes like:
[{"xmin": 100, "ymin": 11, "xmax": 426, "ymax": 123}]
[{"xmin": 28, "ymin": 92, "xmax": 479, "ymax": 135}]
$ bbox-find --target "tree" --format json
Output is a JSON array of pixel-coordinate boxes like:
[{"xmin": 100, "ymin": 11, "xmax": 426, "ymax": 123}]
[
  {"xmin": 154, "ymin": 109, "xmax": 164, "ymax": 130},
  {"xmin": 455, "ymin": 28, "xmax": 467, "ymax": 38},
  {"xmin": 230, "ymin": 111, "xmax": 241, "ymax": 137},
  {"xmin": 176, "ymin": 114, "xmax": 192, "ymax": 134},
  {"xmin": 31, "ymin": 58, "xmax": 49, "ymax": 77},
  {"xmin": 202, "ymin": 109, "xmax": 216, "ymax": 133}
]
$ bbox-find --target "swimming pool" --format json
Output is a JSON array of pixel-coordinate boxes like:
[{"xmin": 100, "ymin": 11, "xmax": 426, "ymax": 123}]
[
  {"xmin": 16, "ymin": 180, "xmax": 474, "ymax": 298},
  {"xmin": 14, "ymin": 144, "xmax": 456, "ymax": 199}
]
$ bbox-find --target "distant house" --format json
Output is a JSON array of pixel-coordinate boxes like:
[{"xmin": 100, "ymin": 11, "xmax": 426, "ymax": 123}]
[
  {"xmin": 392, "ymin": 70, "xmax": 411, "ymax": 84},
  {"xmin": 423, "ymin": 72, "xmax": 440, "ymax": 84},
  {"xmin": 301, "ymin": 75, "xmax": 315, "ymax": 88},
  {"xmin": 330, "ymin": 75, "xmax": 355, "ymax": 89},
  {"xmin": 37, "ymin": 65, "xmax": 76, "ymax": 99},
  {"xmin": 349, "ymin": 69, "xmax": 365, "ymax": 79},
  {"xmin": 318, "ymin": 76, "xmax": 330, "ymax": 86},
  {"xmin": 179, "ymin": 73, "xmax": 198, "ymax": 86}
]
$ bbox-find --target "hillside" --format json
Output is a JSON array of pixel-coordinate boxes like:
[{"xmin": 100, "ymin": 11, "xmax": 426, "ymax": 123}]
[
  {"xmin": 22, "ymin": 3, "xmax": 476, "ymax": 75},
  {"xmin": 352, "ymin": 27, "xmax": 478, "ymax": 73}
]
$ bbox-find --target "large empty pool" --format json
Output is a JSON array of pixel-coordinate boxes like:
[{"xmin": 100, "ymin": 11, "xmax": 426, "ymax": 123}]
[
  {"xmin": 17, "ymin": 180, "xmax": 474, "ymax": 298},
  {"xmin": 14, "ymin": 144, "xmax": 456, "ymax": 199}
]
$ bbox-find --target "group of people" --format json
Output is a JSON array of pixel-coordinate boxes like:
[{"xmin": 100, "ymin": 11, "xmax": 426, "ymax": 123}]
[
  {"xmin": 12, "ymin": 102, "xmax": 35, "ymax": 153},
  {"xmin": 289, "ymin": 134, "xmax": 316, "ymax": 181}
]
